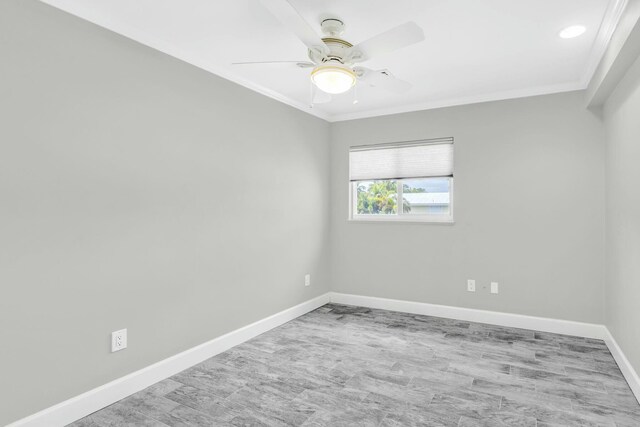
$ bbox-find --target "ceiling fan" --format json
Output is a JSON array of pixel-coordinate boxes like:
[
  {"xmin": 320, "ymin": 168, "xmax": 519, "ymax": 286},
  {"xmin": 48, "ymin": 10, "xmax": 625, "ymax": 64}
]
[{"xmin": 233, "ymin": 0, "xmax": 425, "ymax": 104}]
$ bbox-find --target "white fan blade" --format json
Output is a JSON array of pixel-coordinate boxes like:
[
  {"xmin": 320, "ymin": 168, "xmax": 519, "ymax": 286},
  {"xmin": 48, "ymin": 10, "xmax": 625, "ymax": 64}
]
[
  {"xmin": 347, "ymin": 22, "xmax": 425, "ymax": 63},
  {"xmin": 260, "ymin": 0, "xmax": 329, "ymax": 56},
  {"xmin": 356, "ymin": 67, "xmax": 412, "ymax": 93},
  {"xmin": 232, "ymin": 61, "xmax": 315, "ymax": 68}
]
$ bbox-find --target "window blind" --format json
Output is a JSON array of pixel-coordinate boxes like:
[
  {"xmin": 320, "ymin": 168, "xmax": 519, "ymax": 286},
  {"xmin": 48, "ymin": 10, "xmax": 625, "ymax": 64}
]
[{"xmin": 349, "ymin": 138, "xmax": 453, "ymax": 181}]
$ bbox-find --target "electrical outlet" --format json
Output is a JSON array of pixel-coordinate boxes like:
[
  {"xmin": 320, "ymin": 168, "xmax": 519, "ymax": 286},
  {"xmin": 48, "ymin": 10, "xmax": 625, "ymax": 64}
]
[
  {"xmin": 467, "ymin": 279, "xmax": 476, "ymax": 292},
  {"xmin": 111, "ymin": 329, "xmax": 127, "ymax": 352},
  {"xmin": 305, "ymin": 274, "xmax": 311, "ymax": 287},
  {"xmin": 491, "ymin": 282, "xmax": 499, "ymax": 294}
]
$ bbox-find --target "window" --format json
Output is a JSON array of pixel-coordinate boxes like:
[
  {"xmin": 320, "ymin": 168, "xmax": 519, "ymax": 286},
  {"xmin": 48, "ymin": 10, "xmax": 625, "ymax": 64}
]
[{"xmin": 349, "ymin": 138, "xmax": 454, "ymax": 223}]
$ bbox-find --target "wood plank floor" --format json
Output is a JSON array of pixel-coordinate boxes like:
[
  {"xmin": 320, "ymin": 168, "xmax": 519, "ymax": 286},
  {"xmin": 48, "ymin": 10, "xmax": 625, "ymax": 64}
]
[{"xmin": 70, "ymin": 304, "xmax": 640, "ymax": 426}]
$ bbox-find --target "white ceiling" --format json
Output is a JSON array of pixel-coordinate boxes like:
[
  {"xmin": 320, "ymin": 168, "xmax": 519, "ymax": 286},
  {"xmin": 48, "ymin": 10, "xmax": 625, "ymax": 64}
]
[{"xmin": 41, "ymin": 0, "xmax": 625, "ymax": 122}]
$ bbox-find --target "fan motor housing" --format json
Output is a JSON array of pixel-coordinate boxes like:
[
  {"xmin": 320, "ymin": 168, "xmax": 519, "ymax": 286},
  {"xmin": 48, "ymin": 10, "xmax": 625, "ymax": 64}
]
[
  {"xmin": 307, "ymin": 18, "xmax": 353, "ymax": 64},
  {"xmin": 321, "ymin": 37, "xmax": 352, "ymax": 62}
]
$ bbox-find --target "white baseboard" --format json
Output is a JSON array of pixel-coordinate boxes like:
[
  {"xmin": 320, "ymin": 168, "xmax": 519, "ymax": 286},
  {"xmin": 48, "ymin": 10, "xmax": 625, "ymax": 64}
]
[
  {"xmin": 329, "ymin": 292, "xmax": 640, "ymax": 404},
  {"xmin": 8, "ymin": 293, "xmax": 331, "ymax": 427},
  {"xmin": 11, "ymin": 291, "xmax": 640, "ymax": 426},
  {"xmin": 603, "ymin": 330, "xmax": 640, "ymax": 404},
  {"xmin": 329, "ymin": 292, "xmax": 608, "ymax": 339}
]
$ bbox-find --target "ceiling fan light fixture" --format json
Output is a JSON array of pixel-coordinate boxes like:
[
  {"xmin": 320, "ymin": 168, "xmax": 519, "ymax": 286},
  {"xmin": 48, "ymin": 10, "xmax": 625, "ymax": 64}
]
[{"xmin": 311, "ymin": 64, "xmax": 356, "ymax": 94}]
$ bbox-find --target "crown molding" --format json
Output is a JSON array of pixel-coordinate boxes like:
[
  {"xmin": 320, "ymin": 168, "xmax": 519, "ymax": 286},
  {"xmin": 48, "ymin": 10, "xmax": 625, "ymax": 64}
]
[
  {"xmin": 581, "ymin": 0, "xmax": 629, "ymax": 87},
  {"xmin": 41, "ymin": 0, "xmax": 626, "ymax": 123},
  {"xmin": 39, "ymin": 0, "xmax": 332, "ymax": 122},
  {"xmin": 327, "ymin": 81, "xmax": 586, "ymax": 122}
]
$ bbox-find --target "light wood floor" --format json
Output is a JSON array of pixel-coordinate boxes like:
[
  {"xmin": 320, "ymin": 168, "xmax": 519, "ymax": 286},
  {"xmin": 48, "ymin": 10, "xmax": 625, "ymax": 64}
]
[{"xmin": 70, "ymin": 304, "xmax": 640, "ymax": 426}]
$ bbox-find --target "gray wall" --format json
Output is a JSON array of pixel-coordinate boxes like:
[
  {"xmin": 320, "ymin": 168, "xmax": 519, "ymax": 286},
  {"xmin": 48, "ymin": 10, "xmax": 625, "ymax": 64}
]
[
  {"xmin": 330, "ymin": 92, "xmax": 606, "ymax": 323},
  {"xmin": 0, "ymin": 1, "xmax": 330, "ymax": 424},
  {"xmin": 1, "ymin": 1, "xmax": 626, "ymax": 424},
  {"xmin": 603, "ymin": 54, "xmax": 640, "ymax": 378}
]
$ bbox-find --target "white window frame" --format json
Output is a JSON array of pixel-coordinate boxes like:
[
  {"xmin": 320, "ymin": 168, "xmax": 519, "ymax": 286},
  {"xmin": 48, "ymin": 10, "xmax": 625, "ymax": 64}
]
[{"xmin": 349, "ymin": 177, "xmax": 454, "ymax": 224}]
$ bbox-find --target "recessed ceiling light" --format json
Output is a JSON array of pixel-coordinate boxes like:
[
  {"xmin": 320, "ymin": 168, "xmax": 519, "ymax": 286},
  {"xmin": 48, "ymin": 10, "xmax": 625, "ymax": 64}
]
[{"xmin": 559, "ymin": 25, "xmax": 586, "ymax": 39}]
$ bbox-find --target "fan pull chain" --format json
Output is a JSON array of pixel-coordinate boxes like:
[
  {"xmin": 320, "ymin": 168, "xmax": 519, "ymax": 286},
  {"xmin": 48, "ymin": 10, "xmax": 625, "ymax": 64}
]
[{"xmin": 309, "ymin": 82, "xmax": 315, "ymax": 109}]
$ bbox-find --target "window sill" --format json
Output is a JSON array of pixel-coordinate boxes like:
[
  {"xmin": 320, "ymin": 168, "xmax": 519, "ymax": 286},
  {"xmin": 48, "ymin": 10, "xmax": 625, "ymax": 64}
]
[{"xmin": 349, "ymin": 217, "xmax": 455, "ymax": 225}]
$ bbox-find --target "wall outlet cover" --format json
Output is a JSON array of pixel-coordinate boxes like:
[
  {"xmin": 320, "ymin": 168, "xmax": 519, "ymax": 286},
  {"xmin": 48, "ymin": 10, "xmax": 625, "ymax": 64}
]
[
  {"xmin": 467, "ymin": 279, "xmax": 476, "ymax": 292},
  {"xmin": 491, "ymin": 282, "xmax": 499, "ymax": 294},
  {"xmin": 111, "ymin": 329, "xmax": 127, "ymax": 352},
  {"xmin": 305, "ymin": 274, "xmax": 311, "ymax": 287}
]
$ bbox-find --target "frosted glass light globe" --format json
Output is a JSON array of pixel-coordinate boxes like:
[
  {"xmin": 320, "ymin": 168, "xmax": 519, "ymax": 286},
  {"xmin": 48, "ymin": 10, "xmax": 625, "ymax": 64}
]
[{"xmin": 311, "ymin": 64, "xmax": 356, "ymax": 94}]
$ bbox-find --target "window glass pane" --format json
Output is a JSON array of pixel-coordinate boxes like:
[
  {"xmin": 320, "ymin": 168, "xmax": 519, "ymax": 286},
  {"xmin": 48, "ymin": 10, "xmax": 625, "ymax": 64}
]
[
  {"xmin": 356, "ymin": 180, "xmax": 398, "ymax": 215},
  {"xmin": 401, "ymin": 178, "xmax": 451, "ymax": 215}
]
